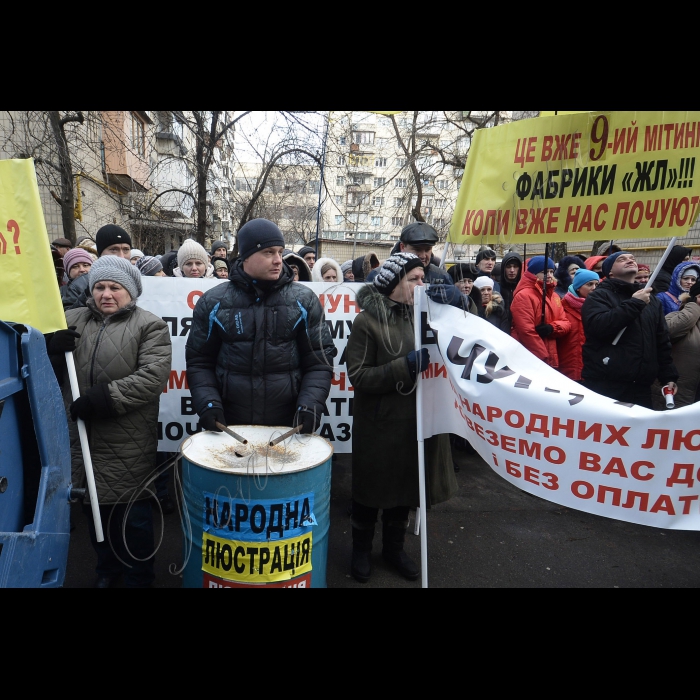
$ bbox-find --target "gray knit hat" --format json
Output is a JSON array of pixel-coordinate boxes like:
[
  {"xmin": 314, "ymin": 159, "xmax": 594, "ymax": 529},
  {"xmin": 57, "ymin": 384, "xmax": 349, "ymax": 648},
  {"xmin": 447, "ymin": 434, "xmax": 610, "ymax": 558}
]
[
  {"xmin": 88, "ymin": 255, "xmax": 142, "ymax": 300},
  {"xmin": 340, "ymin": 260, "xmax": 353, "ymax": 274},
  {"xmin": 177, "ymin": 239, "xmax": 209, "ymax": 270},
  {"xmin": 136, "ymin": 255, "xmax": 164, "ymax": 276},
  {"xmin": 373, "ymin": 252, "xmax": 424, "ymax": 295}
]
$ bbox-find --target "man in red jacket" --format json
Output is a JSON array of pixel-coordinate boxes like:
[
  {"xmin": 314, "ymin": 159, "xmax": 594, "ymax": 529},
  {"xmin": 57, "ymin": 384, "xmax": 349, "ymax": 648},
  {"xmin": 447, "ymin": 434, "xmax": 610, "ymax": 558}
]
[{"xmin": 510, "ymin": 256, "xmax": 571, "ymax": 368}]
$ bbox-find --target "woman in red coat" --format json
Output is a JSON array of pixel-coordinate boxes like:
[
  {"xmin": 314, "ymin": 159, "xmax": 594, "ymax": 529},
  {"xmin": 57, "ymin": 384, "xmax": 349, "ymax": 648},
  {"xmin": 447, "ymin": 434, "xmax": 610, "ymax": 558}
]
[
  {"xmin": 558, "ymin": 268, "xmax": 600, "ymax": 381},
  {"xmin": 511, "ymin": 256, "xmax": 571, "ymax": 368}
]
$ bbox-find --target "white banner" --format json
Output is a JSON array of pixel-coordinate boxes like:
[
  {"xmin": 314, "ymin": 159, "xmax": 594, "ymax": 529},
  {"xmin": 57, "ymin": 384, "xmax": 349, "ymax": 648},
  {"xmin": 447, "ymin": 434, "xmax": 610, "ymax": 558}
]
[
  {"xmin": 417, "ymin": 293, "xmax": 700, "ymax": 530},
  {"xmin": 138, "ymin": 278, "xmax": 358, "ymax": 452}
]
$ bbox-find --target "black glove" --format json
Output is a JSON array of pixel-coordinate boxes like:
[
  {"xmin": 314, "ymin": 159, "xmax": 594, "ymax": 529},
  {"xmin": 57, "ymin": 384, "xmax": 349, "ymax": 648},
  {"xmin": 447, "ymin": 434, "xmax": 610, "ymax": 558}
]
[
  {"xmin": 69, "ymin": 383, "xmax": 114, "ymax": 422},
  {"xmin": 406, "ymin": 348, "xmax": 430, "ymax": 379},
  {"xmin": 297, "ymin": 407, "xmax": 321, "ymax": 434},
  {"xmin": 199, "ymin": 406, "xmax": 225, "ymax": 432},
  {"xmin": 47, "ymin": 326, "xmax": 80, "ymax": 354},
  {"xmin": 535, "ymin": 323, "xmax": 554, "ymax": 337}
]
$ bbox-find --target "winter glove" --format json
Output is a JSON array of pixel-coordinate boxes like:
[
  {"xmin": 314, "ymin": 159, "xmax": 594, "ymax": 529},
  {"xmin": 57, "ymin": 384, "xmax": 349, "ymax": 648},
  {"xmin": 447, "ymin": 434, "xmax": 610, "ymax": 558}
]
[
  {"xmin": 426, "ymin": 283, "xmax": 461, "ymax": 305},
  {"xmin": 297, "ymin": 407, "xmax": 322, "ymax": 434},
  {"xmin": 406, "ymin": 348, "xmax": 430, "ymax": 379},
  {"xmin": 199, "ymin": 406, "xmax": 226, "ymax": 432},
  {"xmin": 69, "ymin": 383, "xmax": 114, "ymax": 422},
  {"xmin": 47, "ymin": 326, "xmax": 81, "ymax": 354},
  {"xmin": 535, "ymin": 323, "xmax": 554, "ymax": 337}
]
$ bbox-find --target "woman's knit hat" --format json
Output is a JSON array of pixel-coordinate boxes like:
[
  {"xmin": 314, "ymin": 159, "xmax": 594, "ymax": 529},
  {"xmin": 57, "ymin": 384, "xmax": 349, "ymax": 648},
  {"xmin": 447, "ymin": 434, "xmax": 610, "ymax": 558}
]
[
  {"xmin": 373, "ymin": 252, "xmax": 423, "ymax": 295},
  {"xmin": 473, "ymin": 276, "xmax": 494, "ymax": 290},
  {"xmin": 62, "ymin": 248, "xmax": 93, "ymax": 275},
  {"xmin": 527, "ymin": 256, "xmax": 556, "ymax": 275},
  {"xmin": 340, "ymin": 260, "xmax": 353, "ymax": 275},
  {"xmin": 213, "ymin": 259, "xmax": 229, "ymax": 271},
  {"xmin": 136, "ymin": 255, "xmax": 164, "ymax": 276},
  {"xmin": 569, "ymin": 268, "xmax": 599, "ymax": 295},
  {"xmin": 177, "ymin": 239, "xmax": 209, "ymax": 270},
  {"xmin": 88, "ymin": 256, "xmax": 142, "ymax": 300}
]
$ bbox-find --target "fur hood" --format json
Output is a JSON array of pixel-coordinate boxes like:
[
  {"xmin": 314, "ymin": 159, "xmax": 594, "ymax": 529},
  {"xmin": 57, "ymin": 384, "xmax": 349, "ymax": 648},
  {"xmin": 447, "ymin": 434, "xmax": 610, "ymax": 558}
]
[
  {"xmin": 352, "ymin": 252, "xmax": 380, "ymax": 281},
  {"xmin": 312, "ymin": 257, "xmax": 343, "ymax": 283}
]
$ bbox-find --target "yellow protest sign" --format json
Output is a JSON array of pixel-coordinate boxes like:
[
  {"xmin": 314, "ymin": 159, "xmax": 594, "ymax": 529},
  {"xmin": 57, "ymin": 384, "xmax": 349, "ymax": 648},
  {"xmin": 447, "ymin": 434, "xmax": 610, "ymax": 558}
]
[
  {"xmin": 449, "ymin": 111, "xmax": 700, "ymax": 245},
  {"xmin": 0, "ymin": 159, "xmax": 66, "ymax": 333}
]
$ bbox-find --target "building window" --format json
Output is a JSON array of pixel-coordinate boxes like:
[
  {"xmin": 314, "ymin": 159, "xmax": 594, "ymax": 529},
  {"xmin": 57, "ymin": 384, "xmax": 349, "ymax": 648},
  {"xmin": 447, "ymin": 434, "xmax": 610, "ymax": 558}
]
[
  {"xmin": 335, "ymin": 195, "xmax": 342, "ymax": 204},
  {"xmin": 235, "ymin": 178, "xmax": 252, "ymax": 192},
  {"xmin": 336, "ymin": 176, "xmax": 345, "ymax": 186},
  {"xmin": 352, "ymin": 175, "xmax": 366, "ymax": 185},
  {"xmin": 338, "ymin": 155, "xmax": 346, "ymax": 165},
  {"xmin": 335, "ymin": 215, "xmax": 343, "ymax": 225},
  {"xmin": 394, "ymin": 178, "xmax": 407, "ymax": 188},
  {"xmin": 393, "ymin": 197, "xmax": 404, "ymax": 207},
  {"xmin": 375, "ymin": 157, "xmax": 387, "ymax": 167},
  {"xmin": 373, "ymin": 196, "xmax": 384, "ymax": 206},
  {"xmin": 352, "ymin": 131, "xmax": 375, "ymax": 145},
  {"xmin": 131, "ymin": 112, "xmax": 146, "ymax": 157},
  {"xmin": 437, "ymin": 179, "xmax": 447, "ymax": 189},
  {"xmin": 339, "ymin": 136, "xmax": 347, "ymax": 146},
  {"xmin": 371, "ymin": 216, "xmax": 382, "ymax": 226},
  {"xmin": 396, "ymin": 157, "xmax": 407, "ymax": 167},
  {"xmin": 222, "ymin": 165, "xmax": 229, "ymax": 178},
  {"xmin": 435, "ymin": 218, "xmax": 446, "ymax": 228},
  {"xmin": 391, "ymin": 216, "xmax": 403, "ymax": 226},
  {"xmin": 374, "ymin": 177, "xmax": 385, "ymax": 187},
  {"xmin": 308, "ymin": 180, "xmax": 320, "ymax": 194}
]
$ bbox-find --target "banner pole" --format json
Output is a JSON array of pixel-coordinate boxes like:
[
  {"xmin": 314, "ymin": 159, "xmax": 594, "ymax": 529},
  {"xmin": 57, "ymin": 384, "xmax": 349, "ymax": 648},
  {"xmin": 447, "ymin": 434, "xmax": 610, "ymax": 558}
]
[
  {"xmin": 541, "ymin": 243, "xmax": 549, "ymax": 325},
  {"xmin": 65, "ymin": 351, "xmax": 104, "ymax": 542},
  {"xmin": 611, "ymin": 236, "xmax": 677, "ymax": 346},
  {"xmin": 414, "ymin": 285, "xmax": 428, "ymax": 588}
]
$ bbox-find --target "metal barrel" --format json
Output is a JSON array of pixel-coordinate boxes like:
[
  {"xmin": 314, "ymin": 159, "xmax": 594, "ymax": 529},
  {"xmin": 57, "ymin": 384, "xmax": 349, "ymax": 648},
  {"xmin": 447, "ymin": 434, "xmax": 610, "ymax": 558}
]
[{"xmin": 180, "ymin": 425, "xmax": 333, "ymax": 588}]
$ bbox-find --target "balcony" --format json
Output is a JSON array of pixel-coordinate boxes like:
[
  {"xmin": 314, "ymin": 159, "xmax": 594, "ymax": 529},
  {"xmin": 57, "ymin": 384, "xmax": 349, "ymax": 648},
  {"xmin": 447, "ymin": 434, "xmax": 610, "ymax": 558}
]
[{"xmin": 102, "ymin": 110, "xmax": 152, "ymax": 193}]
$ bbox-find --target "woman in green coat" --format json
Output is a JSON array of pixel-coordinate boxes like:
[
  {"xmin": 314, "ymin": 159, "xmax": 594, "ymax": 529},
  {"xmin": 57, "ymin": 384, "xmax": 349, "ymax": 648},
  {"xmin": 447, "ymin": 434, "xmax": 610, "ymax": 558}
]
[{"xmin": 346, "ymin": 253, "xmax": 458, "ymax": 583}]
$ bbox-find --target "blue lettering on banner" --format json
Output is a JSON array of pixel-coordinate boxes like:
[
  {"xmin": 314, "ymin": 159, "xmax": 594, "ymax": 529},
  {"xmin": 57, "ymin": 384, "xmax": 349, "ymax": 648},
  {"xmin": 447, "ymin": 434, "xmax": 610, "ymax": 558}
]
[{"xmin": 202, "ymin": 491, "xmax": 316, "ymax": 541}]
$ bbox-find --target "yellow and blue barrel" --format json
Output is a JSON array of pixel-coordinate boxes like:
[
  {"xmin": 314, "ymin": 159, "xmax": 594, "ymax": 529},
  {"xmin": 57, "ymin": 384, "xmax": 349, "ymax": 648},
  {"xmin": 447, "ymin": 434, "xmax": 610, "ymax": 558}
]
[{"xmin": 180, "ymin": 426, "xmax": 333, "ymax": 588}]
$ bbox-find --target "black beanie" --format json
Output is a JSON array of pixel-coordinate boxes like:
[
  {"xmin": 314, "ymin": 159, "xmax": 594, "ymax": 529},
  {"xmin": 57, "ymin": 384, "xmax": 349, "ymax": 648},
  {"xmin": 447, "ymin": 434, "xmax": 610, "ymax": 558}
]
[
  {"xmin": 211, "ymin": 240, "xmax": 228, "ymax": 256},
  {"xmin": 96, "ymin": 224, "xmax": 131, "ymax": 256},
  {"xmin": 237, "ymin": 219, "xmax": 286, "ymax": 261},
  {"xmin": 298, "ymin": 245, "xmax": 316, "ymax": 258}
]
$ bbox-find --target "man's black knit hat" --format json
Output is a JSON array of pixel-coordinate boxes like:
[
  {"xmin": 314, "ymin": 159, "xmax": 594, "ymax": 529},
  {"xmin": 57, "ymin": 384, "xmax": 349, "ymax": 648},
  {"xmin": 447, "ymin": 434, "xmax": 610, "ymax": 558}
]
[
  {"xmin": 237, "ymin": 219, "xmax": 286, "ymax": 261},
  {"xmin": 96, "ymin": 224, "xmax": 131, "ymax": 256}
]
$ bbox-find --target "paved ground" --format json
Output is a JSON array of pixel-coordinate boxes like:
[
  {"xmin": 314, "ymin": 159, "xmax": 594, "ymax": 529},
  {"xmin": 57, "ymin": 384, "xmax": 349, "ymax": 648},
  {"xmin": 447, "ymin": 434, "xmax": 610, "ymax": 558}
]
[{"xmin": 63, "ymin": 447, "xmax": 700, "ymax": 588}]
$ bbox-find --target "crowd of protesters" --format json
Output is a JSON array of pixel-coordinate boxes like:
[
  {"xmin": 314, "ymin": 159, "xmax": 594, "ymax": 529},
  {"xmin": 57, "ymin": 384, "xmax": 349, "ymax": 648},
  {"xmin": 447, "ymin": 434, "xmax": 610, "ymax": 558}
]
[{"xmin": 46, "ymin": 222, "xmax": 700, "ymax": 586}]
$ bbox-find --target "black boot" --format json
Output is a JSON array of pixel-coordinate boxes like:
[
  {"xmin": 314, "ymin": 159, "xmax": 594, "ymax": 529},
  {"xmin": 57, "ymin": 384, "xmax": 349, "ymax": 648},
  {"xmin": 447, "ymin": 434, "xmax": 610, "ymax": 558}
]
[
  {"xmin": 382, "ymin": 519, "xmax": 420, "ymax": 581},
  {"xmin": 350, "ymin": 522, "xmax": 375, "ymax": 583}
]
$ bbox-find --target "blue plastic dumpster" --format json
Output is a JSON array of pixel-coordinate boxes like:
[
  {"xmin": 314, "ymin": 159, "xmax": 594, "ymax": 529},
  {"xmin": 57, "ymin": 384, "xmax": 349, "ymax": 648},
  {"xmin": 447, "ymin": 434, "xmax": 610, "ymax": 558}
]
[{"xmin": 0, "ymin": 320, "xmax": 72, "ymax": 587}]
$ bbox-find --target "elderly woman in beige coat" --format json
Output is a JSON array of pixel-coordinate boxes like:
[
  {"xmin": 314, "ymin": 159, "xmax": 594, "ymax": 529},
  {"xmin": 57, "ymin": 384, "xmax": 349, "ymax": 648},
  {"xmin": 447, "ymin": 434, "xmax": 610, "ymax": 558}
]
[
  {"xmin": 652, "ymin": 280, "xmax": 700, "ymax": 409},
  {"xmin": 47, "ymin": 256, "xmax": 171, "ymax": 587}
]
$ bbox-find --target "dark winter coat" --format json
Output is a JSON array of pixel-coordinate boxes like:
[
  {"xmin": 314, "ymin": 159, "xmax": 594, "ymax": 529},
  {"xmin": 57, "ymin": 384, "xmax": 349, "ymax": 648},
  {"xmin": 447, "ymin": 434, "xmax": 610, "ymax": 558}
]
[
  {"xmin": 510, "ymin": 270, "xmax": 571, "ymax": 367},
  {"xmin": 581, "ymin": 277, "xmax": 678, "ymax": 387},
  {"xmin": 185, "ymin": 259, "xmax": 336, "ymax": 426},
  {"xmin": 62, "ymin": 272, "xmax": 90, "ymax": 309},
  {"xmin": 61, "ymin": 301, "xmax": 172, "ymax": 504},
  {"xmin": 657, "ymin": 261, "xmax": 700, "ymax": 315},
  {"xmin": 651, "ymin": 295, "xmax": 700, "ymax": 409},
  {"xmin": 554, "ymin": 255, "xmax": 583, "ymax": 299},
  {"xmin": 351, "ymin": 252, "xmax": 380, "ymax": 282},
  {"xmin": 498, "ymin": 251, "xmax": 522, "ymax": 316},
  {"xmin": 346, "ymin": 285, "xmax": 458, "ymax": 509}
]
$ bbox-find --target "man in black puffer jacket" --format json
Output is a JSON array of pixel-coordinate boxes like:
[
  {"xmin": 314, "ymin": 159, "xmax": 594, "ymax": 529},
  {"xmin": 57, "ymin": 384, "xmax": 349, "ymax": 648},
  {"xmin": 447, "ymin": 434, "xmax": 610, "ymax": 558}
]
[
  {"xmin": 581, "ymin": 251, "xmax": 678, "ymax": 408},
  {"xmin": 186, "ymin": 219, "xmax": 336, "ymax": 433}
]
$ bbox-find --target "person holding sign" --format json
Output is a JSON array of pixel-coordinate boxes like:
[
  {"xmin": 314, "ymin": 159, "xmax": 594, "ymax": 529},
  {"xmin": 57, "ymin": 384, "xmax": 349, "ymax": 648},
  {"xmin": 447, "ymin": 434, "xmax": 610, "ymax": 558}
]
[
  {"xmin": 185, "ymin": 218, "xmax": 336, "ymax": 434},
  {"xmin": 510, "ymin": 256, "xmax": 571, "ymax": 369},
  {"xmin": 47, "ymin": 256, "xmax": 172, "ymax": 587},
  {"xmin": 346, "ymin": 252, "xmax": 458, "ymax": 584},
  {"xmin": 581, "ymin": 252, "xmax": 678, "ymax": 408}
]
